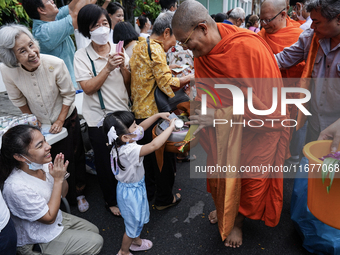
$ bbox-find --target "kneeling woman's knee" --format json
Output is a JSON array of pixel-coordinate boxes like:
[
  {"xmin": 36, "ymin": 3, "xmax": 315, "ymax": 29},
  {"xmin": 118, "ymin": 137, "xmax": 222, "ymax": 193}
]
[{"xmin": 89, "ymin": 233, "xmax": 104, "ymax": 255}]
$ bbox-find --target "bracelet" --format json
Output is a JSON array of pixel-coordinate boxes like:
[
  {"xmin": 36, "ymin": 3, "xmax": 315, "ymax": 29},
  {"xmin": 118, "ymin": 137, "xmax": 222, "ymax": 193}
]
[{"xmin": 64, "ymin": 172, "xmax": 70, "ymax": 180}]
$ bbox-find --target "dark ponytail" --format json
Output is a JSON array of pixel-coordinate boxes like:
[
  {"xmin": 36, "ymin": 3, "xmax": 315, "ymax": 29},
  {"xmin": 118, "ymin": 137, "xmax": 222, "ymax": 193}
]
[
  {"xmin": 103, "ymin": 111, "xmax": 135, "ymax": 172},
  {"xmin": 137, "ymin": 15, "xmax": 148, "ymax": 30},
  {"xmin": 0, "ymin": 125, "xmax": 40, "ymax": 184}
]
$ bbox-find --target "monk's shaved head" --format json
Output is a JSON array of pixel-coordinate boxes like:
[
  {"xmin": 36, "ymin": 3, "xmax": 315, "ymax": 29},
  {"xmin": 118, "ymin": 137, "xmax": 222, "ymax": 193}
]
[
  {"xmin": 262, "ymin": 0, "xmax": 287, "ymax": 13},
  {"xmin": 260, "ymin": 0, "xmax": 287, "ymax": 34},
  {"xmin": 172, "ymin": 0, "xmax": 215, "ymax": 33}
]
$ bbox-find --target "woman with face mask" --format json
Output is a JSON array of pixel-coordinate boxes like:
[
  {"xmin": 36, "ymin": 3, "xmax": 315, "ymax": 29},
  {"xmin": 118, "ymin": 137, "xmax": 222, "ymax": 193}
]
[
  {"xmin": 0, "ymin": 125, "xmax": 103, "ymax": 254},
  {"xmin": 0, "ymin": 24, "xmax": 89, "ymax": 214},
  {"xmin": 74, "ymin": 4, "xmax": 131, "ymax": 217}
]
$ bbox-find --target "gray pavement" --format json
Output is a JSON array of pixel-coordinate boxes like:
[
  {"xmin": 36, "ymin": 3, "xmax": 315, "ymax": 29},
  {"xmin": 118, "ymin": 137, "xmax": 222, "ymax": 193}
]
[{"xmin": 0, "ymin": 91, "xmax": 312, "ymax": 255}]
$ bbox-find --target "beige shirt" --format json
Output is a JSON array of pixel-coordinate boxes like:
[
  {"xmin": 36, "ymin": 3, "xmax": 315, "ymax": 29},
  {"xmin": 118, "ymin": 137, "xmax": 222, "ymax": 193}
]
[
  {"xmin": 0, "ymin": 54, "xmax": 75, "ymax": 124},
  {"xmin": 74, "ymin": 42, "xmax": 130, "ymax": 127}
]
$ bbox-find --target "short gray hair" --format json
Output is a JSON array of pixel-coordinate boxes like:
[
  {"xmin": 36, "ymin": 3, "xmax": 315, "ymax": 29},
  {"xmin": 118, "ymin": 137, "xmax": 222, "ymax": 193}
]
[
  {"xmin": 306, "ymin": 0, "xmax": 340, "ymax": 21},
  {"xmin": 0, "ymin": 24, "xmax": 39, "ymax": 68},
  {"xmin": 152, "ymin": 11, "xmax": 174, "ymax": 36},
  {"xmin": 229, "ymin": 7, "xmax": 246, "ymax": 20}
]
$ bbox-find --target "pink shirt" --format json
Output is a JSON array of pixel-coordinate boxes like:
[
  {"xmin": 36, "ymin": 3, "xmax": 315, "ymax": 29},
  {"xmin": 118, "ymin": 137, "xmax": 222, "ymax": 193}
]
[{"xmin": 249, "ymin": 26, "xmax": 260, "ymax": 33}]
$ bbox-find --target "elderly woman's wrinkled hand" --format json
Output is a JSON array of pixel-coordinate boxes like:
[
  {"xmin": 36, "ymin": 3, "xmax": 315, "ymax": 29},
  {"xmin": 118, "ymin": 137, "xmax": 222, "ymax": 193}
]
[
  {"xmin": 48, "ymin": 153, "xmax": 69, "ymax": 183},
  {"xmin": 186, "ymin": 108, "xmax": 216, "ymax": 135},
  {"xmin": 106, "ymin": 52, "xmax": 124, "ymax": 72},
  {"xmin": 49, "ymin": 119, "xmax": 64, "ymax": 134}
]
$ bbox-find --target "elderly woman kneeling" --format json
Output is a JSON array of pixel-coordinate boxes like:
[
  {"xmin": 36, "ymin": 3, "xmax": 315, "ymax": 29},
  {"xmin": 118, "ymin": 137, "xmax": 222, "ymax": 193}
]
[{"xmin": 0, "ymin": 24, "xmax": 89, "ymax": 213}]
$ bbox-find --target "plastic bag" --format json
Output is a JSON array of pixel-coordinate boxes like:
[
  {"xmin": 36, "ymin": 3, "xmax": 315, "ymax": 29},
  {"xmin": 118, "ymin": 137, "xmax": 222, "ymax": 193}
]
[{"xmin": 291, "ymin": 157, "xmax": 340, "ymax": 255}]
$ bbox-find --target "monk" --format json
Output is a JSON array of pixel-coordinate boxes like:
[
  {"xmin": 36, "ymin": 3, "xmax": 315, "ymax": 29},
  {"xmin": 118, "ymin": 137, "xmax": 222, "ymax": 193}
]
[
  {"xmin": 258, "ymin": 0, "xmax": 305, "ymax": 122},
  {"xmin": 173, "ymin": 0, "xmax": 290, "ymax": 249}
]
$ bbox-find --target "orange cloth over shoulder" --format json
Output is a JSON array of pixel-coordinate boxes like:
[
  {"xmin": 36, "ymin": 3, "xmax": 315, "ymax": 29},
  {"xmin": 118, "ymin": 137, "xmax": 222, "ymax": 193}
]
[
  {"xmin": 297, "ymin": 20, "xmax": 306, "ymax": 25},
  {"xmin": 289, "ymin": 17, "xmax": 302, "ymax": 27},
  {"xmin": 258, "ymin": 18, "xmax": 305, "ymax": 123},
  {"xmin": 258, "ymin": 18, "xmax": 305, "ymax": 79},
  {"xmin": 194, "ymin": 23, "xmax": 290, "ymax": 235}
]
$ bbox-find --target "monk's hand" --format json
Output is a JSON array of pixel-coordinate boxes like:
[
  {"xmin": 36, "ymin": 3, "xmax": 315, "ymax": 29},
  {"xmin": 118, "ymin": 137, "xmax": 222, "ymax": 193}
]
[
  {"xmin": 50, "ymin": 119, "xmax": 64, "ymax": 134},
  {"xmin": 318, "ymin": 118, "xmax": 340, "ymax": 153},
  {"xmin": 187, "ymin": 108, "xmax": 215, "ymax": 135}
]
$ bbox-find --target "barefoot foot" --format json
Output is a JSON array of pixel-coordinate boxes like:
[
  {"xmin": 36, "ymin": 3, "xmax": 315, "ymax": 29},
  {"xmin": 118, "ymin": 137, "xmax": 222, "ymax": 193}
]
[
  {"xmin": 224, "ymin": 225, "xmax": 242, "ymax": 248},
  {"xmin": 208, "ymin": 210, "xmax": 218, "ymax": 224}
]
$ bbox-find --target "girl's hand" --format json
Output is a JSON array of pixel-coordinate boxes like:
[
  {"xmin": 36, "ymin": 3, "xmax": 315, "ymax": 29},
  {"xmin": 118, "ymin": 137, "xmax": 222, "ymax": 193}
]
[
  {"xmin": 159, "ymin": 112, "xmax": 170, "ymax": 121},
  {"xmin": 169, "ymin": 118, "xmax": 177, "ymax": 130},
  {"xmin": 106, "ymin": 53, "xmax": 124, "ymax": 72},
  {"xmin": 48, "ymin": 153, "xmax": 69, "ymax": 183}
]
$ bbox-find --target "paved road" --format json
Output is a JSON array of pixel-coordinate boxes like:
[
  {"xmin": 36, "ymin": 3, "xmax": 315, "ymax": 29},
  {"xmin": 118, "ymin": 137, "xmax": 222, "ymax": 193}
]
[
  {"xmin": 69, "ymin": 144, "xmax": 311, "ymax": 255},
  {"xmin": 0, "ymin": 92, "xmax": 311, "ymax": 255}
]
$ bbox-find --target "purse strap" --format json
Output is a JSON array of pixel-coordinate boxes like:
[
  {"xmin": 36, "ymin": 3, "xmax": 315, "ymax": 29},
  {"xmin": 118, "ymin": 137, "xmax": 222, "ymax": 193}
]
[
  {"xmin": 86, "ymin": 51, "xmax": 106, "ymax": 110},
  {"xmin": 146, "ymin": 37, "xmax": 153, "ymax": 61}
]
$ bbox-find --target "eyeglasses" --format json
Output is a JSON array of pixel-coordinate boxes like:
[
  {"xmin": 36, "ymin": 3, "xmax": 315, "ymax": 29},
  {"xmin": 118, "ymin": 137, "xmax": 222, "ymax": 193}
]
[
  {"xmin": 178, "ymin": 21, "xmax": 206, "ymax": 48},
  {"xmin": 260, "ymin": 8, "xmax": 285, "ymax": 25}
]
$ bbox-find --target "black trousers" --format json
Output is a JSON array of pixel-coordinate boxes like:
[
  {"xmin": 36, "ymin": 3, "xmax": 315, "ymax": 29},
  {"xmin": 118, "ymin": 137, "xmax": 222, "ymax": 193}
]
[
  {"xmin": 0, "ymin": 218, "xmax": 17, "ymax": 255},
  {"xmin": 88, "ymin": 126, "xmax": 118, "ymax": 207},
  {"xmin": 136, "ymin": 118, "xmax": 176, "ymax": 206},
  {"xmin": 50, "ymin": 108, "xmax": 86, "ymax": 205}
]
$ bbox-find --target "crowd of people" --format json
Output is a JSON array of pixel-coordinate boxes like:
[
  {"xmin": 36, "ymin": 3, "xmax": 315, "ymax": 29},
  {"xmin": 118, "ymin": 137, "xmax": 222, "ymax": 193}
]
[{"xmin": 0, "ymin": 0, "xmax": 340, "ymax": 254}]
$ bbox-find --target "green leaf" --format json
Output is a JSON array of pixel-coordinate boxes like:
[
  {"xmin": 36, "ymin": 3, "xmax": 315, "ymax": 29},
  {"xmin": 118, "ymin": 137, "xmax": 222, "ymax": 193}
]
[{"xmin": 321, "ymin": 158, "xmax": 339, "ymax": 193}]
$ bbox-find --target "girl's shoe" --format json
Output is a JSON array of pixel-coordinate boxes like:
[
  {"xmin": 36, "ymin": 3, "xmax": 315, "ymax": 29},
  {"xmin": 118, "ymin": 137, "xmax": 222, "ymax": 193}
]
[
  {"xmin": 77, "ymin": 195, "xmax": 89, "ymax": 213},
  {"xmin": 130, "ymin": 239, "xmax": 153, "ymax": 251}
]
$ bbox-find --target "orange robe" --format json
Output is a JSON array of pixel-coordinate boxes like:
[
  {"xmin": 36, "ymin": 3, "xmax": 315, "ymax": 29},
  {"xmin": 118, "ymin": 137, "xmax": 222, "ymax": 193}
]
[
  {"xmin": 297, "ymin": 20, "xmax": 306, "ymax": 25},
  {"xmin": 194, "ymin": 23, "xmax": 290, "ymax": 239},
  {"xmin": 258, "ymin": 18, "xmax": 305, "ymax": 127},
  {"xmin": 258, "ymin": 18, "xmax": 305, "ymax": 79},
  {"xmin": 289, "ymin": 17, "xmax": 302, "ymax": 28}
]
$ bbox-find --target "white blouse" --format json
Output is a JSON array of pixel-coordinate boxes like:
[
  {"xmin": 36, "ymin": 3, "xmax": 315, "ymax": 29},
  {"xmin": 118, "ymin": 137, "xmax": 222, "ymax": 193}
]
[
  {"xmin": 0, "ymin": 54, "xmax": 76, "ymax": 125},
  {"xmin": 3, "ymin": 164, "xmax": 63, "ymax": 246},
  {"xmin": 111, "ymin": 142, "xmax": 145, "ymax": 183},
  {"xmin": 74, "ymin": 42, "xmax": 130, "ymax": 127}
]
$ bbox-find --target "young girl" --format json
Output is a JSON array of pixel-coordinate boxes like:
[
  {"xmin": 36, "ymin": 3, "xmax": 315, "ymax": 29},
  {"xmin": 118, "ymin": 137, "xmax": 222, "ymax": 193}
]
[{"xmin": 103, "ymin": 111, "xmax": 177, "ymax": 255}]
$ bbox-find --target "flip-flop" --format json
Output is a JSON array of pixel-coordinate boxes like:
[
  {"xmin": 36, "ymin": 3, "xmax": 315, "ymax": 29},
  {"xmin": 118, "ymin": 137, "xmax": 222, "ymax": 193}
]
[
  {"xmin": 155, "ymin": 194, "xmax": 182, "ymax": 210},
  {"xmin": 129, "ymin": 239, "xmax": 153, "ymax": 252},
  {"xmin": 77, "ymin": 195, "xmax": 89, "ymax": 213}
]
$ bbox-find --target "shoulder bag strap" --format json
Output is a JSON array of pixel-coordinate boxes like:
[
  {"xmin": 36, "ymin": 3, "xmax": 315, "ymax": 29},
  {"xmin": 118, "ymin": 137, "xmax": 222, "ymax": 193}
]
[
  {"xmin": 86, "ymin": 51, "xmax": 106, "ymax": 111},
  {"xmin": 146, "ymin": 37, "xmax": 153, "ymax": 61}
]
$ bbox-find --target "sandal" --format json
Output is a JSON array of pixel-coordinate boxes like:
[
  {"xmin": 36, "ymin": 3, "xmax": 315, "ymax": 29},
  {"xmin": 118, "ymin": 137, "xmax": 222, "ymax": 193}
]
[
  {"xmin": 177, "ymin": 154, "xmax": 196, "ymax": 163},
  {"xmin": 77, "ymin": 195, "xmax": 89, "ymax": 213},
  {"xmin": 155, "ymin": 193, "xmax": 182, "ymax": 210},
  {"xmin": 130, "ymin": 239, "xmax": 153, "ymax": 252}
]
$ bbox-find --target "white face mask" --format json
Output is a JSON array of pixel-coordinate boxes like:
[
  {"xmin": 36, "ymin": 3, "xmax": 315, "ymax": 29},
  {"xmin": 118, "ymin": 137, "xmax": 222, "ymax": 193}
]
[
  {"xmin": 21, "ymin": 155, "xmax": 44, "ymax": 171},
  {"xmin": 90, "ymin": 26, "xmax": 110, "ymax": 45}
]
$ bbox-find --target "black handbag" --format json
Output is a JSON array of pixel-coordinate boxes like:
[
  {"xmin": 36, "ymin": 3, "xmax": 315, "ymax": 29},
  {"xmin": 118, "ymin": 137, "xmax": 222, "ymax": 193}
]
[{"xmin": 146, "ymin": 37, "xmax": 189, "ymax": 112}]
